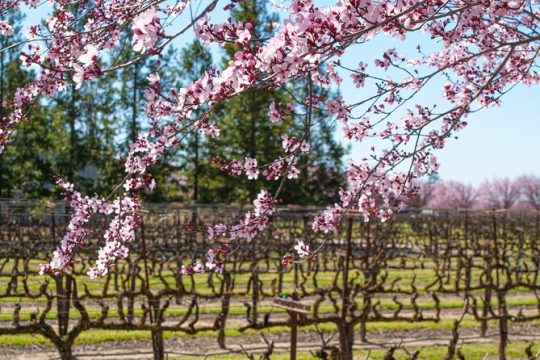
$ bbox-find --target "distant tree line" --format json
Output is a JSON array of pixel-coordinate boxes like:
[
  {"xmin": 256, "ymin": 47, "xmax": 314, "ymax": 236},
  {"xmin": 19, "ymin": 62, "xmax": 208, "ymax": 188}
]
[
  {"xmin": 0, "ymin": 1, "xmax": 347, "ymax": 205},
  {"xmin": 407, "ymin": 175, "xmax": 540, "ymax": 211}
]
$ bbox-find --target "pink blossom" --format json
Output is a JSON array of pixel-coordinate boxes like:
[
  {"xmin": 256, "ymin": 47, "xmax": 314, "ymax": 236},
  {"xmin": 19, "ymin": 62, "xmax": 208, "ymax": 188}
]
[
  {"xmin": 132, "ymin": 7, "xmax": 160, "ymax": 53},
  {"xmin": 181, "ymin": 261, "xmax": 205, "ymax": 275},
  {"xmin": 263, "ymin": 159, "xmax": 285, "ymax": 181},
  {"xmin": 0, "ymin": 21, "xmax": 13, "ymax": 36},
  {"xmin": 236, "ymin": 29, "xmax": 251, "ymax": 44},
  {"xmin": 312, "ymin": 206, "xmax": 342, "ymax": 234},
  {"xmin": 351, "ymin": 73, "xmax": 366, "ymax": 88},
  {"xmin": 244, "ymin": 157, "xmax": 259, "ymax": 180},
  {"xmin": 147, "ymin": 73, "xmax": 160, "ymax": 84},
  {"xmin": 78, "ymin": 44, "xmax": 98, "ymax": 67},
  {"xmin": 283, "ymin": 156, "xmax": 300, "ymax": 180},
  {"xmin": 206, "ymin": 223, "xmax": 227, "ymax": 240},
  {"xmin": 221, "ymin": 159, "xmax": 243, "ymax": 177},
  {"xmin": 281, "ymin": 133, "xmax": 299, "ymax": 152},
  {"xmin": 39, "ymin": 178, "xmax": 111, "ymax": 275},
  {"xmin": 281, "ymin": 255, "xmax": 293, "ymax": 266},
  {"xmin": 72, "ymin": 64, "xmax": 85, "ymax": 88},
  {"xmin": 294, "ymin": 240, "xmax": 310, "ymax": 258},
  {"xmin": 268, "ymin": 102, "xmax": 284, "ymax": 123},
  {"xmin": 253, "ymin": 190, "xmax": 277, "ymax": 216}
]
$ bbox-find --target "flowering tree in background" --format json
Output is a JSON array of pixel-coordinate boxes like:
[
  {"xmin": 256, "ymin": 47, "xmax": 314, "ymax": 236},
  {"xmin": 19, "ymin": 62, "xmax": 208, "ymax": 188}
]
[
  {"xmin": 407, "ymin": 176, "xmax": 540, "ymax": 211},
  {"xmin": 518, "ymin": 175, "xmax": 540, "ymax": 210},
  {"xmin": 479, "ymin": 177, "xmax": 522, "ymax": 210},
  {"xmin": 1, "ymin": 0, "xmax": 540, "ymax": 277},
  {"xmin": 430, "ymin": 180, "xmax": 479, "ymax": 210},
  {"xmin": 424, "ymin": 178, "xmax": 525, "ymax": 211}
]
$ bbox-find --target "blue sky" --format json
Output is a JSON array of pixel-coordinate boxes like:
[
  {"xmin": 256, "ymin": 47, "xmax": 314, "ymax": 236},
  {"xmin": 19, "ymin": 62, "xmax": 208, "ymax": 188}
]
[
  {"xmin": 430, "ymin": 84, "xmax": 540, "ymax": 184},
  {"xmin": 343, "ymin": 83, "xmax": 540, "ymax": 185},
  {"xmin": 334, "ymin": 34, "xmax": 540, "ymax": 185},
  {"xmin": 22, "ymin": 1, "xmax": 540, "ymax": 185}
]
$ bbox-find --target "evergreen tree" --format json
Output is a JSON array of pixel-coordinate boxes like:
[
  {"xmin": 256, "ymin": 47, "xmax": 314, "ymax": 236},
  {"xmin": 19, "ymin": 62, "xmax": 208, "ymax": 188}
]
[
  {"xmin": 112, "ymin": 33, "xmax": 153, "ymax": 150},
  {"xmin": 279, "ymin": 85, "xmax": 349, "ymax": 204},
  {"xmin": 201, "ymin": 0, "xmax": 347, "ymax": 205},
  {"xmin": 0, "ymin": 2, "xmax": 346, "ymax": 204},
  {"xmin": 42, "ymin": 4, "xmax": 123, "ymax": 196},
  {"xmin": 0, "ymin": 8, "xmax": 123, "ymax": 199},
  {"xmin": 0, "ymin": 10, "xmax": 72, "ymax": 199},
  {"xmin": 51, "ymin": 63, "xmax": 122, "ymax": 195},
  {"xmin": 166, "ymin": 41, "xmax": 213, "ymax": 204}
]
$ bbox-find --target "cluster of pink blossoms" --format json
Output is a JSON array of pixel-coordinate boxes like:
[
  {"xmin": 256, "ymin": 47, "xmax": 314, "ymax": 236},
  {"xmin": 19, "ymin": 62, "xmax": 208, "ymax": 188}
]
[
  {"xmin": 0, "ymin": 0, "xmax": 538, "ymax": 274},
  {"xmin": 218, "ymin": 157, "xmax": 259, "ymax": 179},
  {"xmin": 182, "ymin": 243, "xmax": 230, "ymax": 275},
  {"xmin": 39, "ymin": 177, "xmax": 143, "ymax": 278},
  {"xmin": 182, "ymin": 190, "xmax": 278, "ymax": 274},
  {"xmin": 132, "ymin": 7, "xmax": 162, "ymax": 53},
  {"xmin": 38, "ymin": 179, "xmax": 110, "ymax": 276},
  {"xmin": 281, "ymin": 134, "xmax": 310, "ymax": 153}
]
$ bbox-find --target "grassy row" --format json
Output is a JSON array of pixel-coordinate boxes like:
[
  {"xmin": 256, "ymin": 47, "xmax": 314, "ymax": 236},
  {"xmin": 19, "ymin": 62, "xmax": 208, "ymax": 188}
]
[
  {"xmin": 2, "ymin": 317, "xmax": 538, "ymax": 347},
  {"xmin": 0, "ymin": 265, "xmax": 535, "ymax": 300},
  {"xmin": 175, "ymin": 341, "xmax": 539, "ymax": 360},
  {"xmin": 1, "ymin": 294, "xmax": 539, "ymax": 322}
]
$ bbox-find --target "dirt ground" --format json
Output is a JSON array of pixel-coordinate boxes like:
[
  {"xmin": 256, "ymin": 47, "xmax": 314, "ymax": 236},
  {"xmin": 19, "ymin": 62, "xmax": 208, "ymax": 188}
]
[{"xmin": 2, "ymin": 324, "xmax": 539, "ymax": 360}]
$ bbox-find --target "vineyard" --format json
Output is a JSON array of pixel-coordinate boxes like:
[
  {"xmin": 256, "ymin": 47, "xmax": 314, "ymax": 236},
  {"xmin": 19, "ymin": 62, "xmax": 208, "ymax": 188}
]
[{"xmin": 1, "ymin": 204, "xmax": 540, "ymax": 359}]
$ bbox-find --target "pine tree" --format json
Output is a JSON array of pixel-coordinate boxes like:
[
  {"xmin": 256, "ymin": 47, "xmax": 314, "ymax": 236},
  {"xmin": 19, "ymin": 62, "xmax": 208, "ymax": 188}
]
[
  {"xmin": 0, "ymin": 10, "xmax": 71, "ymax": 199},
  {"xmin": 0, "ymin": 8, "xmax": 123, "ymax": 199},
  {"xmin": 201, "ymin": 0, "xmax": 347, "ymax": 205},
  {"xmin": 168, "ymin": 41, "xmax": 213, "ymax": 204}
]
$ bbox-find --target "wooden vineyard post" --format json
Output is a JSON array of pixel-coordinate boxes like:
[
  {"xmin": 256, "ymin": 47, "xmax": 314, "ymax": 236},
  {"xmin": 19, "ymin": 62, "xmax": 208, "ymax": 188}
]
[
  {"xmin": 217, "ymin": 271, "xmax": 232, "ymax": 349},
  {"xmin": 360, "ymin": 220, "xmax": 371, "ymax": 343},
  {"xmin": 481, "ymin": 236, "xmax": 493, "ymax": 337},
  {"xmin": 291, "ymin": 306, "xmax": 297, "ymax": 360},
  {"xmin": 175, "ymin": 209, "xmax": 183, "ymax": 305},
  {"xmin": 492, "ymin": 211, "xmax": 508, "ymax": 360},
  {"xmin": 141, "ymin": 212, "xmax": 165, "ymax": 360},
  {"xmin": 273, "ymin": 295, "xmax": 311, "ymax": 360},
  {"xmin": 47, "ymin": 203, "xmax": 67, "ymax": 336},
  {"xmin": 337, "ymin": 217, "xmax": 354, "ymax": 360}
]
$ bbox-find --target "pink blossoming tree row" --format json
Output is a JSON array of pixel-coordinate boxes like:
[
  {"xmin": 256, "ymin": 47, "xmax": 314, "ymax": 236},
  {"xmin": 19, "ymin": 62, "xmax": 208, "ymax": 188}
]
[
  {"xmin": 0, "ymin": 0, "xmax": 539, "ymax": 277},
  {"xmin": 407, "ymin": 175, "xmax": 540, "ymax": 210}
]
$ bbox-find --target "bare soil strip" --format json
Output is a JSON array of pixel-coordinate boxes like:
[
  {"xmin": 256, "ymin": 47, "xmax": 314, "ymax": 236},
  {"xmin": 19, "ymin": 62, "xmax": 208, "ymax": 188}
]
[{"xmin": 2, "ymin": 324, "xmax": 539, "ymax": 359}]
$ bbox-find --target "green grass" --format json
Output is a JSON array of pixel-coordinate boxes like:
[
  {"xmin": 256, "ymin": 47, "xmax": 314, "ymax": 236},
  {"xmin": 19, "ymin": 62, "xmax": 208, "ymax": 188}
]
[
  {"xmin": 173, "ymin": 340, "xmax": 540, "ymax": 359},
  {"xmin": 349, "ymin": 341, "xmax": 539, "ymax": 360},
  {"xmin": 1, "ymin": 268, "xmax": 537, "ymax": 304},
  {"xmin": 2, "ymin": 334, "xmax": 537, "ymax": 360},
  {"xmin": 1, "ymin": 294, "xmax": 538, "ymax": 323},
  {"xmin": 3, "ymin": 253, "xmax": 540, "ymax": 298},
  {"xmin": 0, "ymin": 317, "xmax": 502, "ymax": 348}
]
